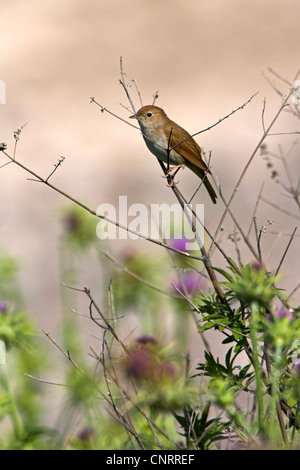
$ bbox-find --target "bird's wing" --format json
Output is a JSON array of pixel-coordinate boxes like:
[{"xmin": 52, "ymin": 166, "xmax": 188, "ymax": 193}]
[{"xmin": 167, "ymin": 121, "xmax": 210, "ymax": 173}]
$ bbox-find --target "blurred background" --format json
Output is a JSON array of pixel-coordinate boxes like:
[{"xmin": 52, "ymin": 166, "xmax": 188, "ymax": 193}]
[{"xmin": 0, "ymin": 0, "xmax": 299, "ymax": 355}]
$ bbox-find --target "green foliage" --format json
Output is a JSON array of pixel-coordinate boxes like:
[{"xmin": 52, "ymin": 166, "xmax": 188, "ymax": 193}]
[
  {"xmin": 197, "ymin": 348, "xmax": 253, "ymax": 388},
  {"xmin": 1, "ymin": 213, "xmax": 300, "ymax": 450},
  {"xmin": 192, "ymin": 262, "xmax": 300, "ymax": 448},
  {"xmin": 0, "ymin": 251, "xmax": 24, "ymax": 309},
  {"xmin": 0, "ymin": 310, "xmax": 36, "ymax": 350},
  {"xmin": 175, "ymin": 404, "xmax": 230, "ymax": 449},
  {"xmin": 223, "ymin": 261, "xmax": 283, "ymax": 306},
  {"xmin": 60, "ymin": 204, "xmax": 98, "ymax": 251},
  {"xmin": 112, "ymin": 248, "xmax": 164, "ymax": 312},
  {"xmin": 136, "ymin": 378, "xmax": 197, "ymax": 411},
  {"xmin": 1, "ymin": 239, "xmax": 300, "ymax": 450}
]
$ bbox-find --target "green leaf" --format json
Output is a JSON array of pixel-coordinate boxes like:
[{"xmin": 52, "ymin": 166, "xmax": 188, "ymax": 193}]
[{"xmin": 212, "ymin": 267, "xmax": 235, "ymax": 283}]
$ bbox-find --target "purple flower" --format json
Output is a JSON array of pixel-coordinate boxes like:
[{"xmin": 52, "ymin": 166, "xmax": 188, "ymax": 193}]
[
  {"xmin": 136, "ymin": 334, "xmax": 157, "ymax": 346},
  {"xmin": 0, "ymin": 301, "xmax": 7, "ymax": 313},
  {"xmin": 63, "ymin": 213, "xmax": 80, "ymax": 232},
  {"xmin": 127, "ymin": 350, "xmax": 158, "ymax": 380},
  {"xmin": 119, "ymin": 246, "xmax": 138, "ymax": 263},
  {"xmin": 172, "ymin": 272, "xmax": 205, "ymax": 295},
  {"xmin": 275, "ymin": 307, "xmax": 296, "ymax": 322},
  {"xmin": 293, "ymin": 359, "xmax": 300, "ymax": 377},
  {"xmin": 159, "ymin": 362, "xmax": 177, "ymax": 379},
  {"xmin": 77, "ymin": 427, "xmax": 95, "ymax": 442},
  {"xmin": 251, "ymin": 260, "xmax": 265, "ymax": 271},
  {"xmin": 170, "ymin": 236, "xmax": 191, "ymax": 253}
]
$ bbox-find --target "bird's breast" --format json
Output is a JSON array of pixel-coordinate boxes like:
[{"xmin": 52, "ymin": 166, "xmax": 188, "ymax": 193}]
[{"xmin": 140, "ymin": 127, "xmax": 185, "ymax": 165}]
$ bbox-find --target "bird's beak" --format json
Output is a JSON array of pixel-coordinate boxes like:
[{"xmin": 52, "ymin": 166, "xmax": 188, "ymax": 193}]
[{"xmin": 129, "ymin": 113, "xmax": 137, "ymax": 119}]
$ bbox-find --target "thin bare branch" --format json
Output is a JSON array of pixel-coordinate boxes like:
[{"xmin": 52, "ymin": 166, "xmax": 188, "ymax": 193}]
[
  {"xmin": 261, "ymin": 98, "xmax": 266, "ymax": 133},
  {"xmin": 268, "ymin": 67, "xmax": 293, "ymax": 87},
  {"xmin": 275, "ymin": 226, "xmax": 297, "ymax": 276},
  {"xmin": 152, "ymin": 90, "xmax": 159, "ymax": 105},
  {"xmin": 170, "ymin": 92, "xmax": 259, "ymax": 153},
  {"xmin": 1, "ymin": 148, "xmax": 208, "ymax": 262},
  {"xmin": 208, "ymin": 185, "xmax": 259, "ymax": 260},
  {"xmin": 212, "ymin": 88, "xmax": 294, "ymax": 246},
  {"xmin": 131, "ymin": 78, "xmax": 143, "ymax": 108},
  {"xmin": 45, "ymin": 156, "xmax": 65, "ymax": 182},
  {"xmin": 260, "ymin": 196, "xmax": 300, "ymax": 221},
  {"xmin": 84, "ymin": 286, "xmax": 130, "ymax": 354},
  {"xmin": 13, "ymin": 123, "xmax": 28, "ymax": 160},
  {"xmin": 24, "ymin": 374, "xmax": 68, "ymax": 387},
  {"xmin": 90, "ymin": 96, "xmax": 139, "ymax": 129},
  {"xmin": 119, "ymin": 56, "xmax": 136, "ymax": 114},
  {"xmin": 256, "ymin": 219, "xmax": 273, "ymax": 261},
  {"xmin": 247, "ymin": 182, "xmax": 265, "ymax": 238},
  {"xmin": 100, "ymin": 250, "xmax": 179, "ymax": 298}
]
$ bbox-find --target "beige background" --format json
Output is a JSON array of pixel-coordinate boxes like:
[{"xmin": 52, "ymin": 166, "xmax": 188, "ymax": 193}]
[{"xmin": 1, "ymin": 0, "xmax": 299, "ymax": 341}]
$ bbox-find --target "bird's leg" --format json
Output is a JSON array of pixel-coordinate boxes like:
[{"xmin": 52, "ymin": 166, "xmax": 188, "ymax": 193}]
[
  {"xmin": 164, "ymin": 165, "xmax": 183, "ymax": 187},
  {"xmin": 156, "ymin": 155, "xmax": 181, "ymax": 187},
  {"xmin": 166, "ymin": 164, "xmax": 184, "ymax": 176}
]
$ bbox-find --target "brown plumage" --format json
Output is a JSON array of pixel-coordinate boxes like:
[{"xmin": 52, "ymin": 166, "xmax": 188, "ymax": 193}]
[{"xmin": 130, "ymin": 105, "xmax": 217, "ymax": 204}]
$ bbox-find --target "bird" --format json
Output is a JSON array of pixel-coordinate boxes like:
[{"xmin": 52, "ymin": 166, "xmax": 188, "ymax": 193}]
[{"xmin": 130, "ymin": 105, "xmax": 217, "ymax": 204}]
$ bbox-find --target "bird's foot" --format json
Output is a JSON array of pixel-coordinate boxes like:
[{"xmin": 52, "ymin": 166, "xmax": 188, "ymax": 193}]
[
  {"xmin": 163, "ymin": 164, "xmax": 183, "ymax": 186},
  {"xmin": 166, "ymin": 164, "xmax": 184, "ymax": 177}
]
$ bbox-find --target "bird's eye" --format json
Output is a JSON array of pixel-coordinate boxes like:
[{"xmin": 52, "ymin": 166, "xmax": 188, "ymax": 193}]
[{"xmin": 147, "ymin": 112, "xmax": 152, "ymax": 117}]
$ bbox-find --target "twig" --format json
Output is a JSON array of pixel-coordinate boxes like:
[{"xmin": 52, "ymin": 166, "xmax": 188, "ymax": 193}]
[
  {"xmin": 0, "ymin": 160, "xmax": 12, "ymax": 169},
  {"xmin": 171, "ymin": 282, "xmax": 211, "ymax": 352},
  {"xmin": 188, "ymin": 151, "xmax": 212, "ymax": 204},
  {"xmin": 132, "ymin": 78, "xmax": 143, "ymax": 108},
  {"xmin": 264, "ymin": 346, "xmax": 288, "ymax": 445},
  {"xmin": 152, "ymin": 90, "xmax": 159, "ymax": 105},
  {"xmin": 93, "ymin": 340, "xmax": 175, "ymax": 449},
  {"xmin": 170, "ymin": 92, "xmax": 259, "ymax": 153},
  {"xmin": 288, "ymin": 282, "xmax": 300, "ymax": 301},
  {"xmin": 166, "ymin": 172, "xmax": 241, "ymax": 273},
  {"xmin": 0, "ymin": 148, "xmax": 207, "ymax": 262},
  {"xmin": 247, "ymin": 183, "xmax": 265, "ymax": 239},
  {"xmin": 260, "ymin": 196, "xmax": 300, "ymax": 221},
  {"xmin": 45, "ymin": 156, "xmax": 65, "ymax": 182},
  {"xmin": 262, "ymin": 71, "xmax": 284, "ymax": 98},
  {"xmin": 232, "ymin": 227, "xmax": 242, "ymax": 265},
  {"xmin": 261, "ymin": 98, "xmax": 266, "ymax": 133},
  {"xmin": 275, "ymin": 226, "xmax": 297, "ymax": 276},
  {"xmin": 212, "ymin": 86, "xmax": 295, "ymax": 247},
  {"xmin": 100, "ymin": 250, "xmax": 179, "ymax": 298},
  {"xmin": 41, "ymin": 329, "xmax": 109, "ymax": 400},
  {"xmin": 90, "ymin": 96, "xmax": 139, "ymax": 129},
  {"xmin": 24, "ymin": 374, "xmax": 68, "ymax": 387},
  {"xmin": 64, "ymin": 284, "xmax": 130, "ymax": 354},
  {"xmin": 119, "ymin": 56, "xmax": 136, "ymax": 114},
  {"xmin": 256, "ymin": 219, "xmax": 273, "ymax": 261},
  {"xmin": 279, "ymin": 144, "xmax": 300, "ymax": 211},
  {"xmin": 13, "ymin": 123, "xmax": 28, "ymax": 160},
  {"xmin": 157, "ymin": 158, "xmax": 227, "ymax": 304},
  {"xmin": 268, "ymin": 67, "xmax": 293, "ymax": 87},
  {"xmin": 209, "ymin": 186, "xmax": 259, "ymax": 259},
  {"xmin": 268, "ymin": 131, "xmax": 300, "ymax": 136}
]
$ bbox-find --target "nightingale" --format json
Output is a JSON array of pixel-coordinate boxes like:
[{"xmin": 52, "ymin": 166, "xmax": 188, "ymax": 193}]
[{"xmin": 130, "ymin": 105, "xmax": 217, "ymax": 204}]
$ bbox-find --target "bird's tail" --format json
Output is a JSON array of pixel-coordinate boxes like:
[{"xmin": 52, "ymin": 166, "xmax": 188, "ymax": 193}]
[{"xmin": 187, "ymin": 163, "xmax": 217, "ymax": 204}]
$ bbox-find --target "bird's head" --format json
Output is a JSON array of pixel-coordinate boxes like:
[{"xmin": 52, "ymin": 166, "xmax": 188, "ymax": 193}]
[{"xmin": 129, "ymin": 105, "xmax": 168, "ymax": 128}]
